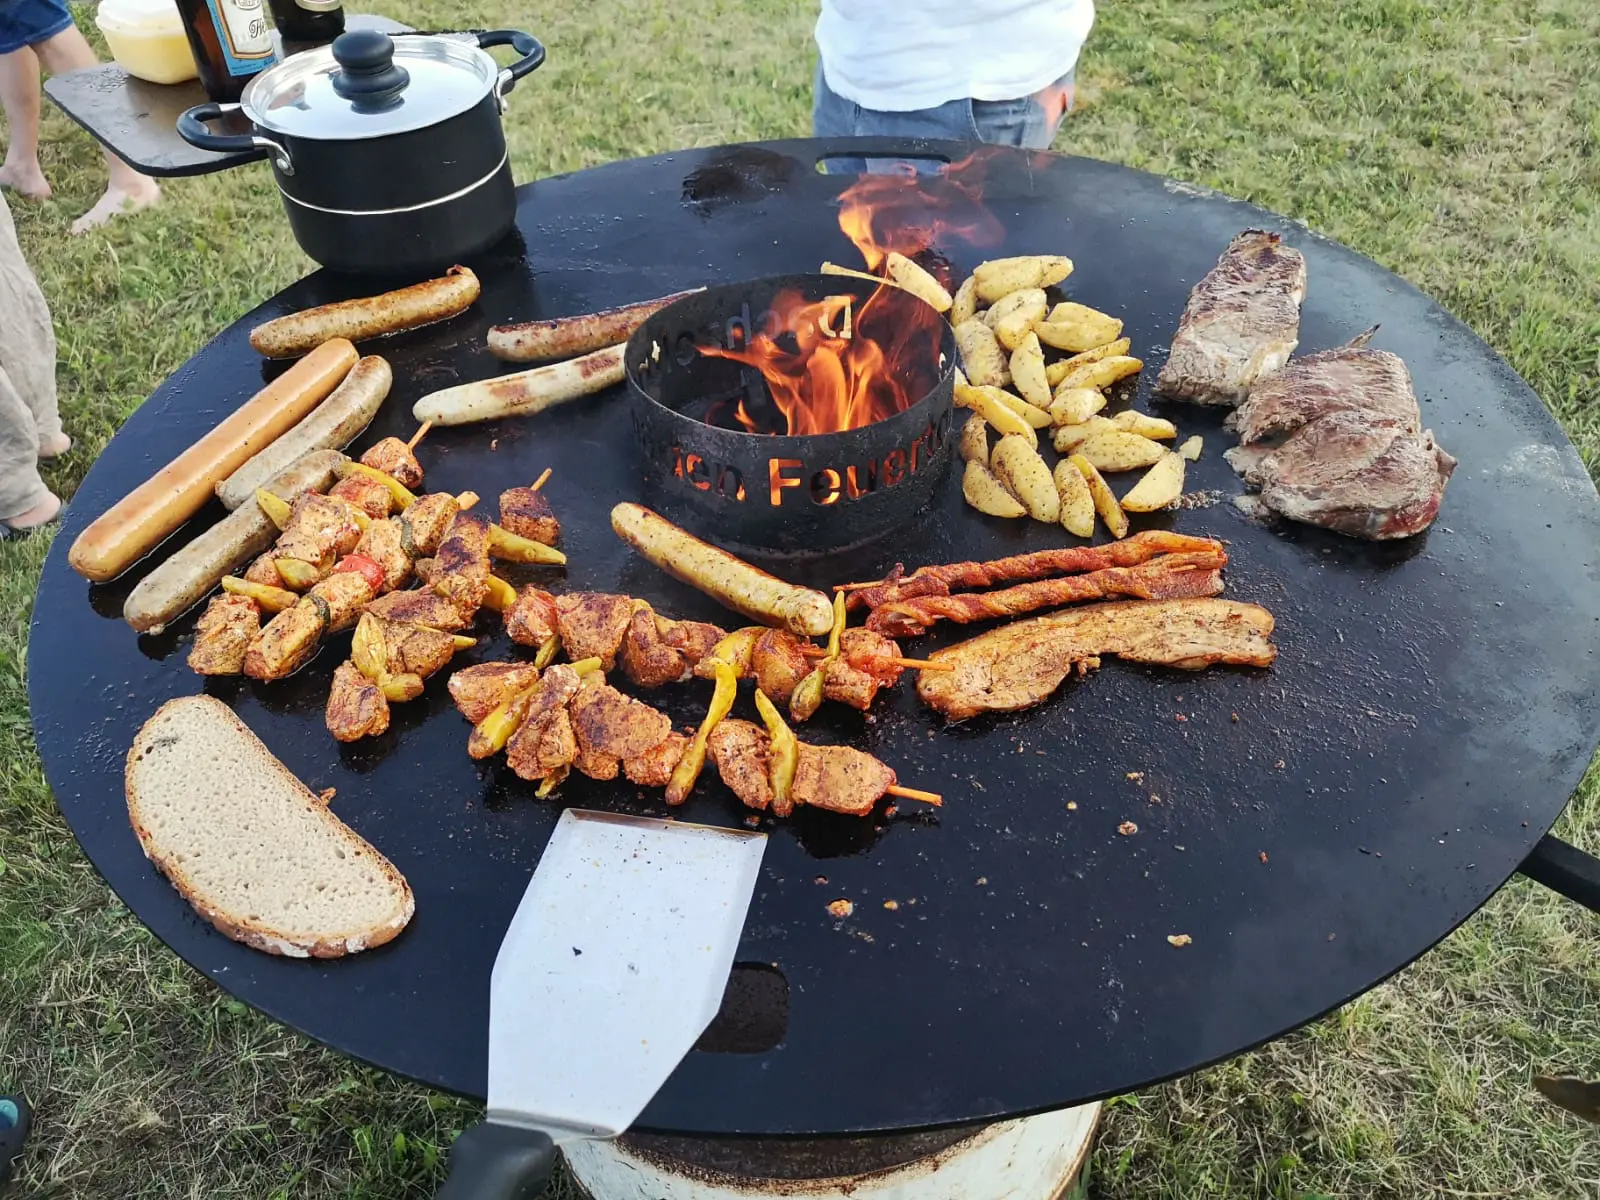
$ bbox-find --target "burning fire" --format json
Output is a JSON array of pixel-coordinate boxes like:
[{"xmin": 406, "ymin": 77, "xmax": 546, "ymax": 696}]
[{"xmin": 702, "ymin": 153, "xmax": 1005, "ymax": 437}]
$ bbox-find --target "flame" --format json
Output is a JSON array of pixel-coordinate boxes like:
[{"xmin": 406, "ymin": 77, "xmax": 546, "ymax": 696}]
[{"xmin": 834, "ymin": 149, "xmax": 1006, "ymax": 284}]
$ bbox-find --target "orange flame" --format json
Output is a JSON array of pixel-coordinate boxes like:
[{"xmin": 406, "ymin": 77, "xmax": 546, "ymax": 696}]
[{"xmin": 834, "ymin": 149, "xmax": 1006, "ymax": 284}]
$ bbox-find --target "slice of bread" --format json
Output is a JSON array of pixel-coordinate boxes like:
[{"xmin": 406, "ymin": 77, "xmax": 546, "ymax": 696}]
[{"xmin": 125, "ymin": 696, "xmax": 414, "ymax": 959}]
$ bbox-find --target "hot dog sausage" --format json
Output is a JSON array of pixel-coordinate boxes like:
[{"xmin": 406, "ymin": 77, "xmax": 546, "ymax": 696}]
[
  {"xmin": 486, "ymin": 287, "xmax": 705, "ymax": 363},
  {"xmin": 248, "ymin": 267, "xmax": 480, "ymax": 359},
  {"xmin": 611, "ymin": 502, "xmax": 834, "ymax": 637},
  {"xmin": 215, "ymin": 355, "xmax": 392, "ymax": 510},
  {"xmin": 69, "ymin": 339, "xmax": 358, "ymax": 583},
  {"xmin": 412, "ymin": 342, "xmax": 625, "ymax": 427},
  {"xmin": 123, "ymin": 450, "xmax": 346, "ymax": 633}
]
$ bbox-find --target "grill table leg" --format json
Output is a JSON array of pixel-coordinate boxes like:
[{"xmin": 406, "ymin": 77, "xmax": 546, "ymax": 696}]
[
  {"xmin": 1518, "ymin": 834, "xmax": 1600, "ymax": 913},
  {"xmin": 563, "ymin": 1104, "xmax": 1099, "ymax": 1200}
]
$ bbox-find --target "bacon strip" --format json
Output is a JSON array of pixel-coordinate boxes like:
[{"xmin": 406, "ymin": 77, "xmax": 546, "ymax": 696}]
[
  {"xmin": 844, "ymin": 531, "xmax": 1225, "ymax": 611},
  {"xmin": 865, "ymin": 551, "xmax": 1228, "ymax": 637}
]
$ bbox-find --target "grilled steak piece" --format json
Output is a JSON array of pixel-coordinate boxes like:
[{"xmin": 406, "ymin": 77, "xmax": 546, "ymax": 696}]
[
  {"xmin": 1228, "ymin": 337, "xmax": 1419, "ymax": 446},
  {"xmin": 1156, "ymin": 230, "xmax": 1307, "ymax": 406}
]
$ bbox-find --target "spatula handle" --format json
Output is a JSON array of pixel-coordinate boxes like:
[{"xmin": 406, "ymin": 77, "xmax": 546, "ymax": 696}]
[{"xmin": 437, "ymin": 1122, "xmax": 556, "ymax": 1200}]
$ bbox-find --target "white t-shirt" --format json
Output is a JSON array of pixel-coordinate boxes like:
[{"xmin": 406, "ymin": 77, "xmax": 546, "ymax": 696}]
[{"xmin": 815, "ymin": 1, "xmax": 1096, "ymax": 113}]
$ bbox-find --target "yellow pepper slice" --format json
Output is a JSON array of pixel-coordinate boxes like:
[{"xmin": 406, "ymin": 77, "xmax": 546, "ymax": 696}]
[
  {"xmin": 337, "ymin": 461, "xmax": 417, "ymax": 509},
  {"xmin": 481, "ymin": 574, "xmax": 517, "ymax": 612},
  {"xmin": 274, "ymin": 557, "xmax": 322, "ymax": 592},
  {"xmin": 254, "ymin": 488, "xmax": 293, "ymax": 530},
  {"xmin": 753, "ymin": 689, "xmax": 798, "ymax": 816},
  {"xmin": 667, "ymin": 658, "xmax": 737, "ymax": 805},
  {"xmin": 534, "ymin": 634, "xmax": 563, "ymax": 670},
  {"xmin": 708, "ymin": 627, "xmax": 762, "ymax": 676},
  {"xmin": 487, "ymin": 523, "xmax": 567, "ymax": 566},
  {"xmin": 790, "ymin": 592, "xmax": 847, "ymax": 722},
  {"xmin": 220, "ymin": 575, "xmax": 298, "ymax": 613}
]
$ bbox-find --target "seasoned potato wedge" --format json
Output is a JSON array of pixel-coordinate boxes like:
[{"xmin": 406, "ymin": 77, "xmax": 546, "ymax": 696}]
[
  {"xmin": 972, "ymin": 255, "xmax": 1073, "ymax": 304},
  {"xmin": 963, "ymin": 459, "xmax": 1027, "ymax": 518},
  {"xmin": 1111, "ymin": 411, "xmax": 1178, "ymax": 439},
  {"xmin": 1120, "ymin": 452, "xmax": 1186, "ymax": 512},
  {"xmin": 885, "ymin": 252, "xmax": 952, "ymax": 313},
  {"xmin": 1048, "ymin": 386, "xmax": 1107, "ymax": 426},
  {"xmin": 1034, "ymin": 303, "xmax": 1124, "ymax": 353},
  {"xmin": 950, "ymin": 275, "xmax": 978, "ymax": 326},
  {"xmin": 1053, "ymin": 458, "xmax": 1096, "ymax": 538},
  {"xmin": 1178, "ymin": 435, "xmax": 1204, "ymax": 462},
  {"xmin": 958, "ymin": 412, "xmax": 990, "ymax": 464},
  {"xmin": 1074, "ymin": 429, "xmax": 1168, "ymax": 473},
  {"xmin": 1070, "ymin": 454, "xmax": 1129, "ymax": 539},
  {"xmin": 1056, "ymin": 355, "xmax": 1144, "ymax": 393},
  {"xmin": 954, "ymin": 318, "xmax": 1010, "ymax": 387},
  {"xmin": 1045, "ymin": 338, "xmax": 1133, "ymax": 386},
  {"xmin": 991, "ymin": 435, "xmax": 1060, "ymax": 523},
  {"xmin": 991, "ymin": 388, "xmax": 1053, "ymax": 428},
  {"xmin": 1009, "ymin": 331, "xmax": 1052, "ymax": 409},
  {"xmin": 1051, "ymin": 415, "xmax": 1118, "ymax": 454},
  {"xmin": 984, "ymin": 287, "xmax": 1048, "ymax": 345},
  {"xmin": 956, "ymin": 381, "xmax": 1039, "ymax": 445}
]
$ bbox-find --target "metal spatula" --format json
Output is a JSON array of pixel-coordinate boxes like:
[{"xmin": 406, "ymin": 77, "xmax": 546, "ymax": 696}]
[{"xmin": 436, "ymin": 809, "xmax": 767, "ymax": 1200}]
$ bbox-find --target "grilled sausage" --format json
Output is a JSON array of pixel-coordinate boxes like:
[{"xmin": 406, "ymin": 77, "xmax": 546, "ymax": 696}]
[
  {"xmin": 215, "ymin": 355, "xmax": 393, "ymax": 510},
  {"xmin": 412, "ymin": 342, "xmax": 626, "ymax": 427},
  {"xmin": 69, "ymin": 339, "xmax": 358, "ymax": 583},
  {"xmin": 247, "ymin": 267, "xmax": 480, "ymax": 359},
  {"xmin": 610, "ymin": 503, "xmax": 834, "ymax": 637},
  {"xmin": 122, "ymin": 450, "xmax": 346, "ymax": 633},
  {"xmin": 486, "ymin": 287, "xmax": 704, "ymax": 363}
]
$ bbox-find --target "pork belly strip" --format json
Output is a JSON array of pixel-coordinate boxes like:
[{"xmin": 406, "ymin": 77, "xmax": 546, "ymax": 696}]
[
  {"xmin": 1155, "ymin": 230, "xmax": 1307, "ymax": 407},
  {"xmin": 867, "ymin": 552, "xmax": 1228, "ymax": 638},
  {"xmin": 917, "ymin": 598, "xmax": 1277, "ymax": 721},
  {"xmin": 845, "ymin": 530, "xmax": 1224, "ymax": 612}
]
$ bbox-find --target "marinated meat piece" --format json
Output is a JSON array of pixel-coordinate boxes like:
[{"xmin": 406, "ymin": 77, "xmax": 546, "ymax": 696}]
[
  {"xmin": 449, "ymin": 661, "xmax": 542, "ymax": 724},
  {"xmin": 398, "ymin": 493, "xmax": 460, "ymax": 559},
  {"xmin": 708, "ymin": 719, "xmax": 774, "ymax": 811},
  {"xmin": 570, "ymin": 677, "xmax": 675, "ymax": 763},
  {"xmin": 432, "ymin": 513, "xmax": 491, "ymax": 614},
  {"xmin": 243, "ymin": 552, "xmax": 281, "ymax": 587},
  {"xmin": 274, "ymin": 493, "xmax": 364, "ymax": 570},
  {"xmin": 1228, "ymin": 339, "xmax": 1420, "ymax": 447},
  {"xmin": 791, "ymin": 742, "xmax": 896, "ymax": 817},
  {"xmin": 353, "ymin": 518, "xmax": 413, "ymax": 591},
  {"xmin": 662, "ymin": 618, "xmax": 725, "ymax": 666},
  {"xmin": 377, "ymin": 618, "xmax": 458, "ymax": 677},
  {"xmin": 188, "ymin": 593, "xmax": 260, "ymax": 676},
  {"xmin": 575, "ymin": 742, "xmax": 620, "ymax": 781},
  {"xmin": 365, "ymin": 585, "xmax": 472, "ymax": 632},
  {"xmin": 360, "ymin": 436, "xmax": 423, "ymax": 489},
  {"xmin": 619, "ymin": 610, "xmax": 727, "ymax": 689},
  {"xmin": 329, "ymin": 472, "xmax": 394, "ymax": 519},
  {"xmin": 821, "ymin": 657, "xmax": 881, "ymax": 712},
  {"xmin": 624, "ymin": 733, "xmax": 689, "ymax": 788},
  {"xmin": 838, "ymin": 628, "xmax": 905, "ymax": 687},
  {"xmin": 506, "ymin": 665, "xmax": 582, "ymax": 781},
  {"xmin": 750, "ymin": 629, "xmax": 811, "ymax": 704},
  {"xmin": 555, "ymin": 593, "xmax": 637, "ymax": 669},
  {"xmin": 244, "ymin": 572, "xmax": 376, "ymax": 681},
  {"xmin": 498, "ymin": 486, "xmax": 560, "ymax": 546},
  {"xmin": 917, "ymin": 598, "xmax": 1278, "ymax": 721},
  {"xmin": 326, "ymin": 660, "xmax": 390, "ymax": 742},
  {"xmin": 506, "ymin": 586, "xmax": 559, "ymax": 648},
  {"xmin": 1155, "ymin": 230, "xmax": 1307, "ymax": 406}
]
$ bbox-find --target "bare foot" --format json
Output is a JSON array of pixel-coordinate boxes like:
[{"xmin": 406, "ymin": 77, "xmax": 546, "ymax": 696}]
[
  {"xmin": 70, "ymin": 178, "xmax": 160, "ymax": 234},
  {"xmin": 38, "ymin": 431, "xmax": 71, "ymax": 458},
  {"xmin": 5, "ymin": 492, "xmax": 61, "ymax": 530},
  {"xmin": 0, "ymin": 161, "xmax": 51, "ymax": 200}
]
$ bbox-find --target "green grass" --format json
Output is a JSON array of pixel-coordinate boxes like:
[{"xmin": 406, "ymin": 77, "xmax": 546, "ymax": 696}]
[{"xmin": 4, "ymin": 0, "xmax": 1600, "ymax": 1195}]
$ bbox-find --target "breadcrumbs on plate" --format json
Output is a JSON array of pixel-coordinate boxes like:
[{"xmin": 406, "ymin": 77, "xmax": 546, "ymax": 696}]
[
  {"xmin": 827, "ymin": 899, "xmax": 854, "ymax": 919},
  {"xmin": 1118, "ymin": 821, "xmax": 1139, "ymax": 836},
  {"xmin": 1167, "ymin": 934, "xmax": 1192, "ymax": 947}
]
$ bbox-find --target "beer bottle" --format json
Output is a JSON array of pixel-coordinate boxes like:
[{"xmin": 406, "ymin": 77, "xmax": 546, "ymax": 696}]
[
  {"xmin": 266, "ymin": 0, "xmax": 346, "ymax": 57},
  {"xmin": 175, "ymin": 0, "xmax": 276, "ymax": 102}
]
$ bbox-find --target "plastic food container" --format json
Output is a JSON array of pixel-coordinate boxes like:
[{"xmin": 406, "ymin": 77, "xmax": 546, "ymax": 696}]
[{"xmin": 95, "ymin": 0, "xmax": 198, "ymax": 85}]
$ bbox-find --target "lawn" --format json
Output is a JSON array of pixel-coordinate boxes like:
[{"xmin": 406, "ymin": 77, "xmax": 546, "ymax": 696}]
[{"xmin": 3, "ymin": 0, "xmax": 1600, "ymax": 1196}]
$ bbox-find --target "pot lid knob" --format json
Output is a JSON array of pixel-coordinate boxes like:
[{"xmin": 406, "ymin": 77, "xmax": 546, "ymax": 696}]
[{"xmin": 330, "ymin": 30, "xmax": 410, "ymax": 106}]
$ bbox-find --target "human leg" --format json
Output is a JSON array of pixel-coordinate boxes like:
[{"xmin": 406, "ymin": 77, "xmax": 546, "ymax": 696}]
[
  {"xmin": 0, "ymin": 187, "xmax": 63, "ymax": 459},
  {"xmin": 0, "ymin": 45, "xmax": 50, "ymax": 199}
]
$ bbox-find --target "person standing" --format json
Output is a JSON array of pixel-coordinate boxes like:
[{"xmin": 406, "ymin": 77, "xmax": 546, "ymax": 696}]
[
  {"xmin": 812, "ymin": 0, "xmax": 1095, "ymax": 162},
  {"xmin": 0, "ymin": 188, "xmax": 68, "ymax": 533},
  {"xmin": 0, "ymin": 2, "xmax": 161, "ymax": 233}
]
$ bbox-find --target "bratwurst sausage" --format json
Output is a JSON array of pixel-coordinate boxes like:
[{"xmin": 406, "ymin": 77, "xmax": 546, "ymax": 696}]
[
  {"xmin": 611, "ymin": 502, "xmax": 834, "ymax": 637},
  {"xmin": 247, "ymin": 266, "xmax": 480, "ymax": 359},
  {"xmin": 68, "ymin": 338, "xmax": 358, "ymax": 583},
  {"xmin": 412, "ymin": 342, "xmax": 626, "ymax": 427},
  {"xmin": 123, "ymin": 450, "xmax": 346, "ymax": 633},
  {"xmin": 486, "ymin": 287, "xmax": 704, "ymax": 363}
]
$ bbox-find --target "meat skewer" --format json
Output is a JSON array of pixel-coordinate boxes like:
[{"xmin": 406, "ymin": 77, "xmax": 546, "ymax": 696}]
[{"xmin": 325, "ymin": 614, "xmax": 475, "ymax": 741}]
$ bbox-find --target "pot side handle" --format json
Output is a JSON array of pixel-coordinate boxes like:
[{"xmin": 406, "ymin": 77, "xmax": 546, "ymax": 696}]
[
  {"xmin": 476, "ymin": 30, "xmax": 546, "ymax": 101},
  {"xmin": 176, "ymin": 103, "xmax": 295, "ymax": 175}
]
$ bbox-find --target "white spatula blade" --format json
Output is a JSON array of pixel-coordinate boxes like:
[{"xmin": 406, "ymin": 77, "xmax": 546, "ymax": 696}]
[{"xmin": 487, "ymin": 809, "xmax": 767, "ymax": 1140}]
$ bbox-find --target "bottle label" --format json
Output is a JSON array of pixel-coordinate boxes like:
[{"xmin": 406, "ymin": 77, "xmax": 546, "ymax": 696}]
[{"xmin": 206, "ymin": 0, "xmax": 276, "ymax": 77}]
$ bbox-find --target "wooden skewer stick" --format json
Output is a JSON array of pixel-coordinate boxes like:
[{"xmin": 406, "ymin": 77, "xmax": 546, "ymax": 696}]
[
  {"xmin": 886, "ymin": 784, "xmax": 942, "ymax": 807},
  {"xmin": 406, "ymin": 421, "xmax": 433, "ymax": 451},
  {"xmin": 531, "ymin": 467, "xmax": 553, "ymax": 491}
]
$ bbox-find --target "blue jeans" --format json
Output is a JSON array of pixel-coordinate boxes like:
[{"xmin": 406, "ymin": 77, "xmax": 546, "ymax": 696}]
[
  {"xmin": 812, "ymin": 63, "xmax": 1075, "ymax": 174},
  {"xmin": 0, "ymin": 0, "xmax": 73, "ymax": 54}
]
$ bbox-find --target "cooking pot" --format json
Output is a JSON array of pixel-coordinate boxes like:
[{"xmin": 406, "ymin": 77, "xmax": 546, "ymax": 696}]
[{"xmin": 177, "ymin": 28, "xmax": 544, "ymax": 276}]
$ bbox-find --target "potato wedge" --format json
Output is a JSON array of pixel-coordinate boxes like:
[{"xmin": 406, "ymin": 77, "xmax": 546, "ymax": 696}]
[
  {"xmin": 984, "ymin": 286, "xmax": 1047, "ymax": 334},
  {"xmin": 972, "ymin": 255, "xmax": 1073, "ymax": 304},
  {"xmin": 991, "ymin": 434, "xmax": 1060, "ymax": 523},
  {"xmin": 963, "ymin": 459, "xmax": 1027, "ymax": 518},
  {"xmin": 953, "ymin": 318, "xmax": 1010, "ymax": 387},
  {"xmin": 1120, "ymin": 452, "xmax": 1186, "ymax": 512},
  {"xmin": 1074, "ymin": 429, "xmax": 1168, "ymax": 473},
  {"xmin": 1178, "ymin": 435, "xmax": 1204, "ymax": 462},
  {"xmin": 950, "ymin": 275, "xmax": 978, "ymax": 326},
  {"xmin": 1048, "ymin": 386, "xmax": 1107, "ymax": 426},
  {"xmin": 958, "ymin": 412, "xmax": 990, "ymax": 464},
  {"xmin": 1034, "ymin": 303, "xmax": 1124, "ymax": 353},
  {"xmin": 1070, "ymin": 454, "xmax": 1129, "ymax": 538},
  {"xmin": 885, "ymin": 252, "xmax": 952, "ymax": 313},
  {"xmin": 1045, "ymin": 338, "xmax": 1133, "ymax": 386},
  {"xmin": 1111, "ymin": 411, "xmax": 1178, "ymax": 439},
  {"xmin": 955, "ymin": 381, "xmax": 1039, "ymax": 445},
  {"xmin": 1053, "ymin": 458, "xmax": 1096, "ymax": 538},
  {"xmin": 1009, "ymin": 331, "xmax": 1052, "ymax": 409},
  {"xmin": 1051, "ymin": 415, "xmax": 1118, "ymax": 454},
  {"xmin": 1056, "ymin": 355, "xmax": 1145, "ymax": 393},
  {"xmin": 990, "ymin": 388, "xmax": 1053, "ymax": 428}
]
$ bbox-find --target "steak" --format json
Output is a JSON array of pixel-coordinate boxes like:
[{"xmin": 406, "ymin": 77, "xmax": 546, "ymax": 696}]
[
  {"xmin": 1156, "ymin": 230, "xmax": 1307, "ymax": 406},
  {"xmin": 1227, "ymin": 333, "xmax": 1419, "ymax": 445}
]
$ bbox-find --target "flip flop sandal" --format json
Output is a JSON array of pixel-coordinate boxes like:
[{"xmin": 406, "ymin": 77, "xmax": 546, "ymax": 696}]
[{"xmin": 0, "ymin": 1094, "xmax": 31, "ymax": 1184}]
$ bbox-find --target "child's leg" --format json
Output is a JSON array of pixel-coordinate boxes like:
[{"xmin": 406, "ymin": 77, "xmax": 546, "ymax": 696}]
[
  {"xmin": 0, "ymin": 45, "xmax": 50, "ymax": 199},
  {"xmin": 0, "ymin": 192, "xmax": 62, "ymax": 457}
]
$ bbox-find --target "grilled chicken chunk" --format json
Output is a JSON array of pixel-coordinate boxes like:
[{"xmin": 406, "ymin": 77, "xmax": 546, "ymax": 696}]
[
  {"xmin": 365, "ymin": 585, "xmax": 474, "ymax": 632},
  {"xmin": 569, "ymin": 676, "xmax": 675, "ymax": 781},
  {"xmin": 506, "ymin": 665, "xmax": 583, "ymax": 782},
  {"xmin": 750, "ymin": 629, "xmax": 812, "ymax": 703},
  {"xmin": 555, "ymin": 593, "xmax": 637, "ymax": 668},
  {"xmin": 370, "ymin": 618, "xmax": 458, "ymax": 678},
  {"xmin": 708, "ymin": 720, "xmax": 774, "ymax": 811},
  {"xmin": 792, "ymin": 742, "xmax": 896, "ymax": 817},
  {"xmin": 243, "ymin": 552, "xmax": 281, "ymax": 587},
  {"xmin": 449, "ymin": 661, "xmax": 543, "ymax": 725},
  {"xmin": 353, "ymin": 517, "xmax": 413, "ymax": 591},
  {"xmin": 327, "ymin": 660, "xmax": 390, "ymax": 742},
  {"xmin": 624, "ymin": 733, "xmax": 689, "ymax": 788},
  {"xmin": 821, "ymin": 628, "xmax": 905, "ymax": 710},
  {"xmin": 506, "ymin": 586, "xmax": 559, "ymax": 648},
  {"xmin": 245, "ymin": 571, "xmax": 375, "ymax": 680},
  {"xmin": 432, "ymin": 513, "xmax": 491, "ymax": 614},
  {"xmin": 918, "ymin": 598, "xmax": 1278, "ymax": 720},
  {"xmin": 499, "ymin": 486, "xmax": 560, "ymax": 546},
  {"xmin": 398, "ymin": 493, "xmax": 461, "ymax": 560},
  {"xmin": 619, "ymin": 609, "xmax": 727, "ymax": 689},
  {"xmin": 273, "ymin": 493, "xmax": 365, "ymax": 573},
  {"xmin": 360, "ymin": 437, "xmax": 423, "ymax": 489},
  {"xmin": 188, "ymin": 593, "xmax": 261, "ymax": 676},
  {"xmin": 329, "ymin": 472, "xmax": 394, "ymax": 519},
  {"xmin": 1156, "ymin": 230, "xmax": 1307, "ymax": 406}
]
